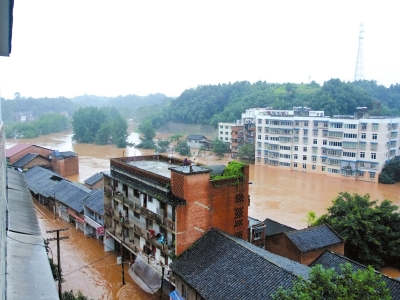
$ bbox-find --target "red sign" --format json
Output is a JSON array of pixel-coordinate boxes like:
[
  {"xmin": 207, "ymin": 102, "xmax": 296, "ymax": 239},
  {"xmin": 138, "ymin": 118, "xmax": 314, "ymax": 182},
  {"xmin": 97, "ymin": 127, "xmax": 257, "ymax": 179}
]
[{"xmin": 96, "ymin": 227, "xmax": 104, "ymax": 235}]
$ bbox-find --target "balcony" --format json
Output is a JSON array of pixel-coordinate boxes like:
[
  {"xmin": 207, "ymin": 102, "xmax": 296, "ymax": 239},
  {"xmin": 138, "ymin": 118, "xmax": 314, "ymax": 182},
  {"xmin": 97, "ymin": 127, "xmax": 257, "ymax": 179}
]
[
  {"xmin": 141, "ymin": 207, "xmax": 162, "ymax": 224},
  {"xmin": 113, "ymin": 192, "xmax": 125, "ymax": 202},
  {"xmin": 164, "ymin": 217, "xmax": 175, "ymax": 231}
]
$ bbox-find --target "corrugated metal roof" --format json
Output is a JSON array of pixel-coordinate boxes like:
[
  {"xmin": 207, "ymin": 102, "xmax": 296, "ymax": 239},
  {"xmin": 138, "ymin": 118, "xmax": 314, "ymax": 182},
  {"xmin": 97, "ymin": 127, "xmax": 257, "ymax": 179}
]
[
  {"xmin": 53, "ymin": 180, "xmax": 90, "ymax": 213},
  {"xmin": 24, "ymin": 166, "xmax": 63, "ymax": 197},
  {"xmin": 171, "ymin": 229, "xmax": 310, "ymax": 300},
  {"xmin": 5, "ymin": 144, "xmax": 31, "ymax": 158},
  {"xmin": 84, "ymin": 189, "xmax": 104, "ymax": 215}
]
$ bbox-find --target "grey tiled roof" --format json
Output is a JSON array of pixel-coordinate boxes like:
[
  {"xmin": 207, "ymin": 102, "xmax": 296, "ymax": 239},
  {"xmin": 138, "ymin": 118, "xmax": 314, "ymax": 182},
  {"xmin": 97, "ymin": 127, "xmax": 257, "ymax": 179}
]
[
  {"xmin": 53, "ymin": 180, "xmax": 91, "ymax": 213},
  {"xmin": 12, "ymin": 153, "xmax": 39, "ymax": 168},
  {"xmin": 24, "ymin": 166, "xmax": 64, "ymax": 197},
  {"xmin": 187, "ymin": 134, "xmax": 207, "ymax": 141},
  {"xmin": 84, "ymin": 189, "xmax": 104, "ymax": 215},
  {"xmin": 171, "ymin": 229, "xmax": 310, "ymax": 300},
  {"xmin": 286, "ymin": 224, "xmax": 343, "ymax": 253},
  {"xmin": 84, "ymin": 172, "xmax": 104, "ymax": 186},
  {"xmin": 312, "ymin": 251, "xmax": 400, "ymax": 300},
  {"xmin": 264, "ymin": 218, "xmax": 296, "ymax": 237}
]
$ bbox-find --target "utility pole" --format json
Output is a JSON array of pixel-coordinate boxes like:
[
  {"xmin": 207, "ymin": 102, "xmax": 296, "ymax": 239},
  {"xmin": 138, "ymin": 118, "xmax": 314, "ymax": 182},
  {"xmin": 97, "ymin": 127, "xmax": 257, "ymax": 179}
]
[{"xmin": 47, "ymin": 228, "xmax": 69, "ymax": 299}]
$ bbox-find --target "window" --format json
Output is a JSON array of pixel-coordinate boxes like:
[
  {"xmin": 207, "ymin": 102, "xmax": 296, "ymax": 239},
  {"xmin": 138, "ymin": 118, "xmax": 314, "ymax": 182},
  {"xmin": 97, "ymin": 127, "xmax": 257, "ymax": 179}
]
[
  {"xmin": 361, "ymin": 133, "xmax": 366, "ymax": 139},
  {"xmin": 371, "ymin": 152, "xmax": 376, "ymax": 160},
  {"xmin": 369, "ymin": 172, "xmax": 376, "ymax": 179},
  {"xmin": 360, "ymin": 152, "xmax": 365, "ymax": 158},
  {"xmin": 344, "ymin": 123, "xmax": 357, "ymax": 129},
  {"xmin": 258, "ymin": 135, "xmax": 261, "ymax": 140},
  {"xmin": 234, "ymin": 219, "xmax": 243, "ymax": 227},
  {"xmin": 304, "ymin": 121, "xmax": 309, "ymax": 127},
  {"xmin": 302, "ymin": 163, "xmax": 307, "ymax": 169},
  {"xmin": 372, "ymin": 133, "xmax": 378, "ymax": 140},
  {"xmin": 294, "ymin": 154, "xmax": 298, "ymax": 160},
  {"xmin": 312, "ymin": 156, "xmax": 317, "ymax": 162},
  {"xmin": 264, "ymin": 135, "xmax": 269, "ymax": 140},
  {"xmin": 313, "ymin": 139, "xmax": 318, "ymax": 145},
  {"xmin": 303, "ymin": 155, "xmax": 307, "ymax": 161},
  {"xmin": 235, "ymin": 193, "xmax": 244, "ymax": 203},
  {"xmin": 312, "ymin": 164, "xmax": 316, "ymax": 170},
  {"xmin": 322, "ymin": 166, "xmax": 326, "ymax": 171},
  {"xmin": 220, "ymin": 131, "xmax": 223, "ymax": 134},
  {"xmin": 253, "ymin": 230, "xmax": 262, "ymax": 240},
  {"xmin": 303, "ymin": 129, "xmax": 308, "ymax": 135},
  {"xmin": 303, "ymin": 147, "xmax": 307, "ymax": 152},
  {"xmin": 225, "ymin": 137, "xmax": 228, "ymax": 141},
  {"xmin": 234, "ymin": 207, "xmax": 244, "ymax": 218},
  {"xmin": 134, "ymin": 211, "xmax": 140, "ymax": 219},
  {"xmin": 330, "ymin": 122, "xmax": 343, "ymax": 129},
  {"xmin": 293, "ymin": 162, "xmax": 298, "ymax": 168},
  {"xmin": 372, "ymin": 123, "xmax": 379, "ymax": 131},
  {"xmin": 323, "ymin": 140, "xmax": 327, "ymax": 145},
  {"xmin": 181, "ymin": 284, "xmax": 187, "ymax": 299},
  {"xmin": 303, "ymin": 137, "xmax": 308, "ymax": 144},
  {"xmin": 328, "ymin": 141, "xmax": 342, "ymax": 147},
  {"xmin": 294, "ymin": 146, "xmax": 298, "ymax": 151},
  {"xmin": 258, "ymin": 119, "xmax": 262, "ymax": 124},
  {"xmin": 343, "ymin": 133, "xmax": 357, "ymax": 139},
  {"xmin": 280, "ymin": 145, "xmax": 291, "ymax": 150},
  {"xmin": 134, "ymin": 189, "xmax": 139, "ymax": 198},
  {"xmin": 343, "ymin": 152, "xmax": 356, "ymax": 158}
]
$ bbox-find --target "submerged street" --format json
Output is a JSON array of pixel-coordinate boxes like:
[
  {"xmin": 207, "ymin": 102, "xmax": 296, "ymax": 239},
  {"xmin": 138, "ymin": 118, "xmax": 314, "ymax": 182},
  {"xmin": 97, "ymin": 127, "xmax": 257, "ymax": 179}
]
[{"xmin": 34, "ymin": 202, "xmax": 155, "ymax": 300}]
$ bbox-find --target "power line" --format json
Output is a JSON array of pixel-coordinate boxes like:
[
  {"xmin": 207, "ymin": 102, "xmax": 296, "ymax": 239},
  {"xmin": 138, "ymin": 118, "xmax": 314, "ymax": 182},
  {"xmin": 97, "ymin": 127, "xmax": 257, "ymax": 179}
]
[{"xmin": 63, "ymin": 253, "xmax": 113, "ymax": 277}]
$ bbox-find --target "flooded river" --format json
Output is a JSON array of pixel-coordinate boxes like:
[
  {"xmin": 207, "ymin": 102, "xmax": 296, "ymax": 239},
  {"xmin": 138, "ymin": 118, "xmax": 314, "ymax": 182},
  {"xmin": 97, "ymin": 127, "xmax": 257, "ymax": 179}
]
[{"xmin": 6, "ymin": 128, "xmax": 400, "ymax": 283}]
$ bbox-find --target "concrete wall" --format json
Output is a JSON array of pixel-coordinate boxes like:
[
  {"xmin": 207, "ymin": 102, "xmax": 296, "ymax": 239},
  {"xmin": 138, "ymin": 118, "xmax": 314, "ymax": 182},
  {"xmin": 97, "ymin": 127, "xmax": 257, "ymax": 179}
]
[{"xmin": 0, "ymin": 123, "xmax": 6, "ymax": 300}]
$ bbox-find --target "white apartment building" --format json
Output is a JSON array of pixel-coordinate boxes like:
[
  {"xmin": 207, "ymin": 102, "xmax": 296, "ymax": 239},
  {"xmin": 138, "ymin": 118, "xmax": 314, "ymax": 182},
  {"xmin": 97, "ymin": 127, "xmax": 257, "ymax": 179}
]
[
  {"xmin": 255, "ymin": 111, "xmax": 400, "ymax": 182},
  {"xmin": 218, "ymin": 122, "xmax": 236, "ymax": 143}
]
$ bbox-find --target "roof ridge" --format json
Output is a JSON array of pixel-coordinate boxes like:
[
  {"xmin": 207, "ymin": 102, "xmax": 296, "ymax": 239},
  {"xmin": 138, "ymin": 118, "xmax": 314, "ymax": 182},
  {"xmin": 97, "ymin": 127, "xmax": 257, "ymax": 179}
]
[{"xmin": 216, "ymin": 230, "xmax": 308, "ymax": 279}]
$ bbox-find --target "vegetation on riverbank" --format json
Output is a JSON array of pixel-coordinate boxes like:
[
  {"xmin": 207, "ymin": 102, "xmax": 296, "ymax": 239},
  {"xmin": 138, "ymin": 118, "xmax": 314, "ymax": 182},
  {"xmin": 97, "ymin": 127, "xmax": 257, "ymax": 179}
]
[
  {"xmin": 72, "ymin": 107, "xmax": 127, "ymax": 147},
  {"xmin": 5, "ymin": 113, "xmax": 69, "ymax": 138},
  {"xmin": 379, "ymin": 157, "xmax": 400, "ymax": 184},
  {"xmin": 273, "ymin": 263, "xmax": 391, "ymax": 300},
  {"xmin": 311, "ymin": 193, "xmax": 400, "ymax": 269},
  {"xmin": 144, "ymin": 79, "xmax": 400, "ymax": 128}
]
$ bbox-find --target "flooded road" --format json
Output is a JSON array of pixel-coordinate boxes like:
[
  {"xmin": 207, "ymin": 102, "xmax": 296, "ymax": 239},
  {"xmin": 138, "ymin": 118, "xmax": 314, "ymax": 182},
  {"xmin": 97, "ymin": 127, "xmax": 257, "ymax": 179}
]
[{"xmin": 35, "ymin": 202, "xmax": 156, "ymax": 300}]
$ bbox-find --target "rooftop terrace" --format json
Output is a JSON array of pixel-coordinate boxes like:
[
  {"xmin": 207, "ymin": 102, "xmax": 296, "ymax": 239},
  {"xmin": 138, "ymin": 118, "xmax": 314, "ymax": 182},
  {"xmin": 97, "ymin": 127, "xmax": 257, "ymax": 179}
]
[{"xmin": 128, "ymin": 160, "xmax": 179, "ymax": 178}]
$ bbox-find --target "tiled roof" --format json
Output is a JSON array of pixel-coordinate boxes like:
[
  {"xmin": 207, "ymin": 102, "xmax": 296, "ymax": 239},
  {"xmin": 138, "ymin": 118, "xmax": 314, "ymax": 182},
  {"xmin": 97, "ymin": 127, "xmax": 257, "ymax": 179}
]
[
  {"xmin": 12, "ymin": 153, "xmax": 49, "ymax": 168},
  {"xmin": 171, "ymin": 229, "xmax": 310, "ymax": 300},
  {"xmin": 311, "ymin": 251, "xmax": 400, "ymax": 300},
  {"xmin": 53, "ymin": 180, "xmax": 91, "ymax": 213},
  {"xmin": 264, "ymin": 218, "xmax": 296, "ymax": 237},
  {"xmin": 24, "ymin": 166, "xmax": 64, "ymax": 197},
  {"xmin": 5, "ymin": 144, "xmax": 31, "ymax": 157},
  {"xmin": 51, "ymin": 150, "xmax": 76, "ymax": 159},
  {"xmin": 187, "ymin": 135, "xmax": 207, "ymax": 141},
  {"xmin": 84, "ymin": 172, "xmax": 104, "ymax": 186},
  {"xmin": 84, "ymin": 189, "xmax": 104, "ymax": 215},
  {"xmin": 285, "ymin": 224, "xmax": 343, "ymax": 253},
  {"xmin": 248, "ymin": 216, "xmax": 262, "ymax": 228}
]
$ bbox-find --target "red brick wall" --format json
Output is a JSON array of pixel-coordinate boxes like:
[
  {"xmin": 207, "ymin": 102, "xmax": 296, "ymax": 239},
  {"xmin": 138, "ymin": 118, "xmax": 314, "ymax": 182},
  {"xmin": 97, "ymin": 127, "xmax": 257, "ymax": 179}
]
[
  {"xmin": 51, "ymin": 156, "xmax": 79, "ymax": 177},
  {"xmin": 24, "ymin": 156, "xmax": 51, "ymax": 170},
  {"xmin": 9, "ymin": 145, "xmax": 52, "ymax": 164},
  {"xmin": 300, "ymin": 243, "xmax": 345, "ymax": 265},
  {"xmin": 266, "ymin": 233, "xmax": 301, "ymax": 262},
  {"xmin": 173, "ymin": 172, "xmax": 212, "ymax": 256}
]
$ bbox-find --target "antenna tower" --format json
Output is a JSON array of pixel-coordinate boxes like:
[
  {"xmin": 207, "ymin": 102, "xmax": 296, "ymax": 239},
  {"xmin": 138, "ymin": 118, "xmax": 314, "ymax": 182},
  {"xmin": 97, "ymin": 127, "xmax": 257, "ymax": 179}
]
[{"xmin": 354, "ymin": 23, "xmax": 365, "ymax": 81}]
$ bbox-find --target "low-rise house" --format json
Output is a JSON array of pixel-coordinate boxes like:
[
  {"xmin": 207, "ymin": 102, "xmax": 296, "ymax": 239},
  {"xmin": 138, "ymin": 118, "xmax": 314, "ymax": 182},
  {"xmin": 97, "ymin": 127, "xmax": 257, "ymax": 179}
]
[
  {"xmin": 12, "ymin": 153, "xmax": 50, "ymax": 170},
  {"xmin": 249, "ymin": 217, "xmax": 295, "ymax": 249},
  {"xmin": 84, "ymin": 190, "xmax": 104, "ymax": 240},
  {"xmin": 311, "ymin": 251, "xmax": 400, "ymax": 300},
  {"xmin": 50, "ymin": 150, "xmax": 79, "ymax": 177},
  {"xmin": 248, "ymin": 216, "xmax": 266, "ymax": 248},
  {"xmin": 84, "ymin": 172, "xmax": 104, "ymax": 190},
  {"xmin": 53, "ymin": 180, "xmax": 91, "ymax": 231},
  {"xmin": 6, "ymin": 144, "xmax": 52, "ymax": 164},
  {"xmin": 266, "ymin": 224, "xmax": 344, "ymax": 265},
  {"xmin": 186, "ymin": 135, "xmax": 210, "ymax": 149},
  {"xmin": 170, "ymin": 229, "xmax": 310, "ymax": 300}
]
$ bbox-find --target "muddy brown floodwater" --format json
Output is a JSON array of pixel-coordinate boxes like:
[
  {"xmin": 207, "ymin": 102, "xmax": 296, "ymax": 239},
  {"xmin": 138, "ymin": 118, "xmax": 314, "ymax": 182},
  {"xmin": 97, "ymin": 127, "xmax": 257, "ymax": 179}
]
[
  {"xmin": 35, "ymin": 202, "xmax": 156, "ymax": 300},
  {"xmin": 7, "ymin": 128, "xmax": 400, "ymax": 280}
]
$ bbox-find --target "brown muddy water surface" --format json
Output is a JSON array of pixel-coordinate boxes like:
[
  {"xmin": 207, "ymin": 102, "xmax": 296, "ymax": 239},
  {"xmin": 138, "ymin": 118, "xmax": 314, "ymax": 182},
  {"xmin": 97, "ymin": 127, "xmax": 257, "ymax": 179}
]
[{"xmin": 7, "ymin": 129, "xmax": 400, "ymax": 281}]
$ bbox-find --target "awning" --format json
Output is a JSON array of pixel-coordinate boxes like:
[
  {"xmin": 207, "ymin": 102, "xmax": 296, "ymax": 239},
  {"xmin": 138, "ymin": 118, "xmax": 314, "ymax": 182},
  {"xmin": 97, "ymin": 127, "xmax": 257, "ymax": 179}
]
[
  {"xmin": 128, "ymin": 256, "xmax": 161, "ymax": 294},
  {"xmin": 169, "ymin": 290, "xmax": 184, "ymax": 300},
  {"xmin": 68, "ymin": 208, "xmax": 84, "ymax": 224}
]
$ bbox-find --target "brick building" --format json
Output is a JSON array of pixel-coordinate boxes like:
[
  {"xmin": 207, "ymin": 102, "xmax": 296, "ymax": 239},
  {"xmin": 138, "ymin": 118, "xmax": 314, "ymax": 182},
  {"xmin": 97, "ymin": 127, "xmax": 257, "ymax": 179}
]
[
  {"xmin": 103, "ymin": 155, "xmax": 249, "ymax": 286},
  {"xmin": 266, "ymin": 224, "xmax": 344, "ymax": 265},
  {"xmin": 50, "ymin": 151, "xmax": 79, "ymax": 177},
  {"xmin": 6, "ymin": 144, "xmax": 52, "ymax": 164},
  {"xmin": 12, "ymin": 153, "xmax": 50, "ymax": 170}
]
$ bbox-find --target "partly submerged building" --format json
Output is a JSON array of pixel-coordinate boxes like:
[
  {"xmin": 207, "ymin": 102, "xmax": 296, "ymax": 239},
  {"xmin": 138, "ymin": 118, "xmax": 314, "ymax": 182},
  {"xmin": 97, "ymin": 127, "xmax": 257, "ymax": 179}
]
[
  {"xmin": 103, "ymin": 155, "xmax": 250, "ymax": 290},
  {"xmin": 84, "ymin": 189, "xmax": 105, "ymax": 240}
]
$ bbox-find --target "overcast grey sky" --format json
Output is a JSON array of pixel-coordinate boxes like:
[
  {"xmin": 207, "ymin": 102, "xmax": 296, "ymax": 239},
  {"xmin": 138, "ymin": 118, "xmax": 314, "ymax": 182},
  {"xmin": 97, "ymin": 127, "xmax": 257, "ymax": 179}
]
[{"xmin": 0, "ymin": 0, "xmax": 399, "ymax": 99}]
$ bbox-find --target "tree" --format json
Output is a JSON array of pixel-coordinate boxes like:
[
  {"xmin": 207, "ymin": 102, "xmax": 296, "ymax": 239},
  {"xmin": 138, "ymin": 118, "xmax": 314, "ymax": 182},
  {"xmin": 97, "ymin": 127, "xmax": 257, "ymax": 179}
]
[
  {"xmin": 137, "ymin": 120, "xmax": 156, "ymax": 149},
  {"xmin": 211, "ymin": 139, "xmax": 229, "ymax": 157},
  {"xmin": 175, "ymin": 141, "xmax": 190, "ymax": 156},
  {"xmin": 169, "ymin": 134, "xmax": 183, "ymax": 143},
  {"xmin": 273, "ymin": 264, "xmax": 391, "ymax": 300},
  {"xmin": 313, "ymin": 193, "xmax": 400, "ymax": 269},
  {"xmin": 379, "ymin": 156, "xmax": 400, "ymax": 184},
  {"xmin": 156, "ymin": 140, "xmax": 170, "ymax": 153},
  {"xmin": 238, "ymin": 143, "xmax": 255, "ymax": 162}
]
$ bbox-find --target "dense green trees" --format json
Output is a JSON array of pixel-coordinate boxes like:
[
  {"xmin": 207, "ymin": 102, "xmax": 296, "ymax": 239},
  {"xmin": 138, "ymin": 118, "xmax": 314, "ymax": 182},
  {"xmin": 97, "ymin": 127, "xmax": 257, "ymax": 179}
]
[
  {"xmin": 379, "ymin": 157, "xmax": 400, "ymax": 184},
  {"xmin": 144, "ymin": 80, "xmax": 400, "ymax": 128},
  {"xmin": 273, "ymin": 264, "xmax": 391, "ymax": 300},
  {"xmin": 136, "ymin": 120, "xmax": 156, "ymax": 149},
  {"xmin": 312, "ymin": 193, "xmax": 400, "ymax": 269},
  {"xmin": 211, "ymin": 139, "xmax": 229, "ymax": 157},
  {"xmin": 238, "ymin": 143, "xmax": 255, "ymax": 162},
  {"xmin": 175, "ymin": 141, "xmax": 190, "ymax": 156},
  {"xmin": 72, "ymin": 107, "xmax": 127, "ymax": 147},
  {"xmin": 6, "ymin": 113, "xmax": 69, "ymax": 138}
]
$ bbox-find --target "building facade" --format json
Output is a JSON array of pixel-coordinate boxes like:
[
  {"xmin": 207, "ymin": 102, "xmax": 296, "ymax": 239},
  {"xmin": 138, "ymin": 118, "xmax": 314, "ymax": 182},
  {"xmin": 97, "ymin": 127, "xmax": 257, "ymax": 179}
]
[
  {"xmin": 103, "ymin": 155, "xmax": 249, "ymax": 282},
  {"xmin": 217, "ymin": 122, "xmax": 236, "ymax": 145},
  {"xmin": 255, "ymin": 109, "xmax": 400, "ymax": 182}
]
